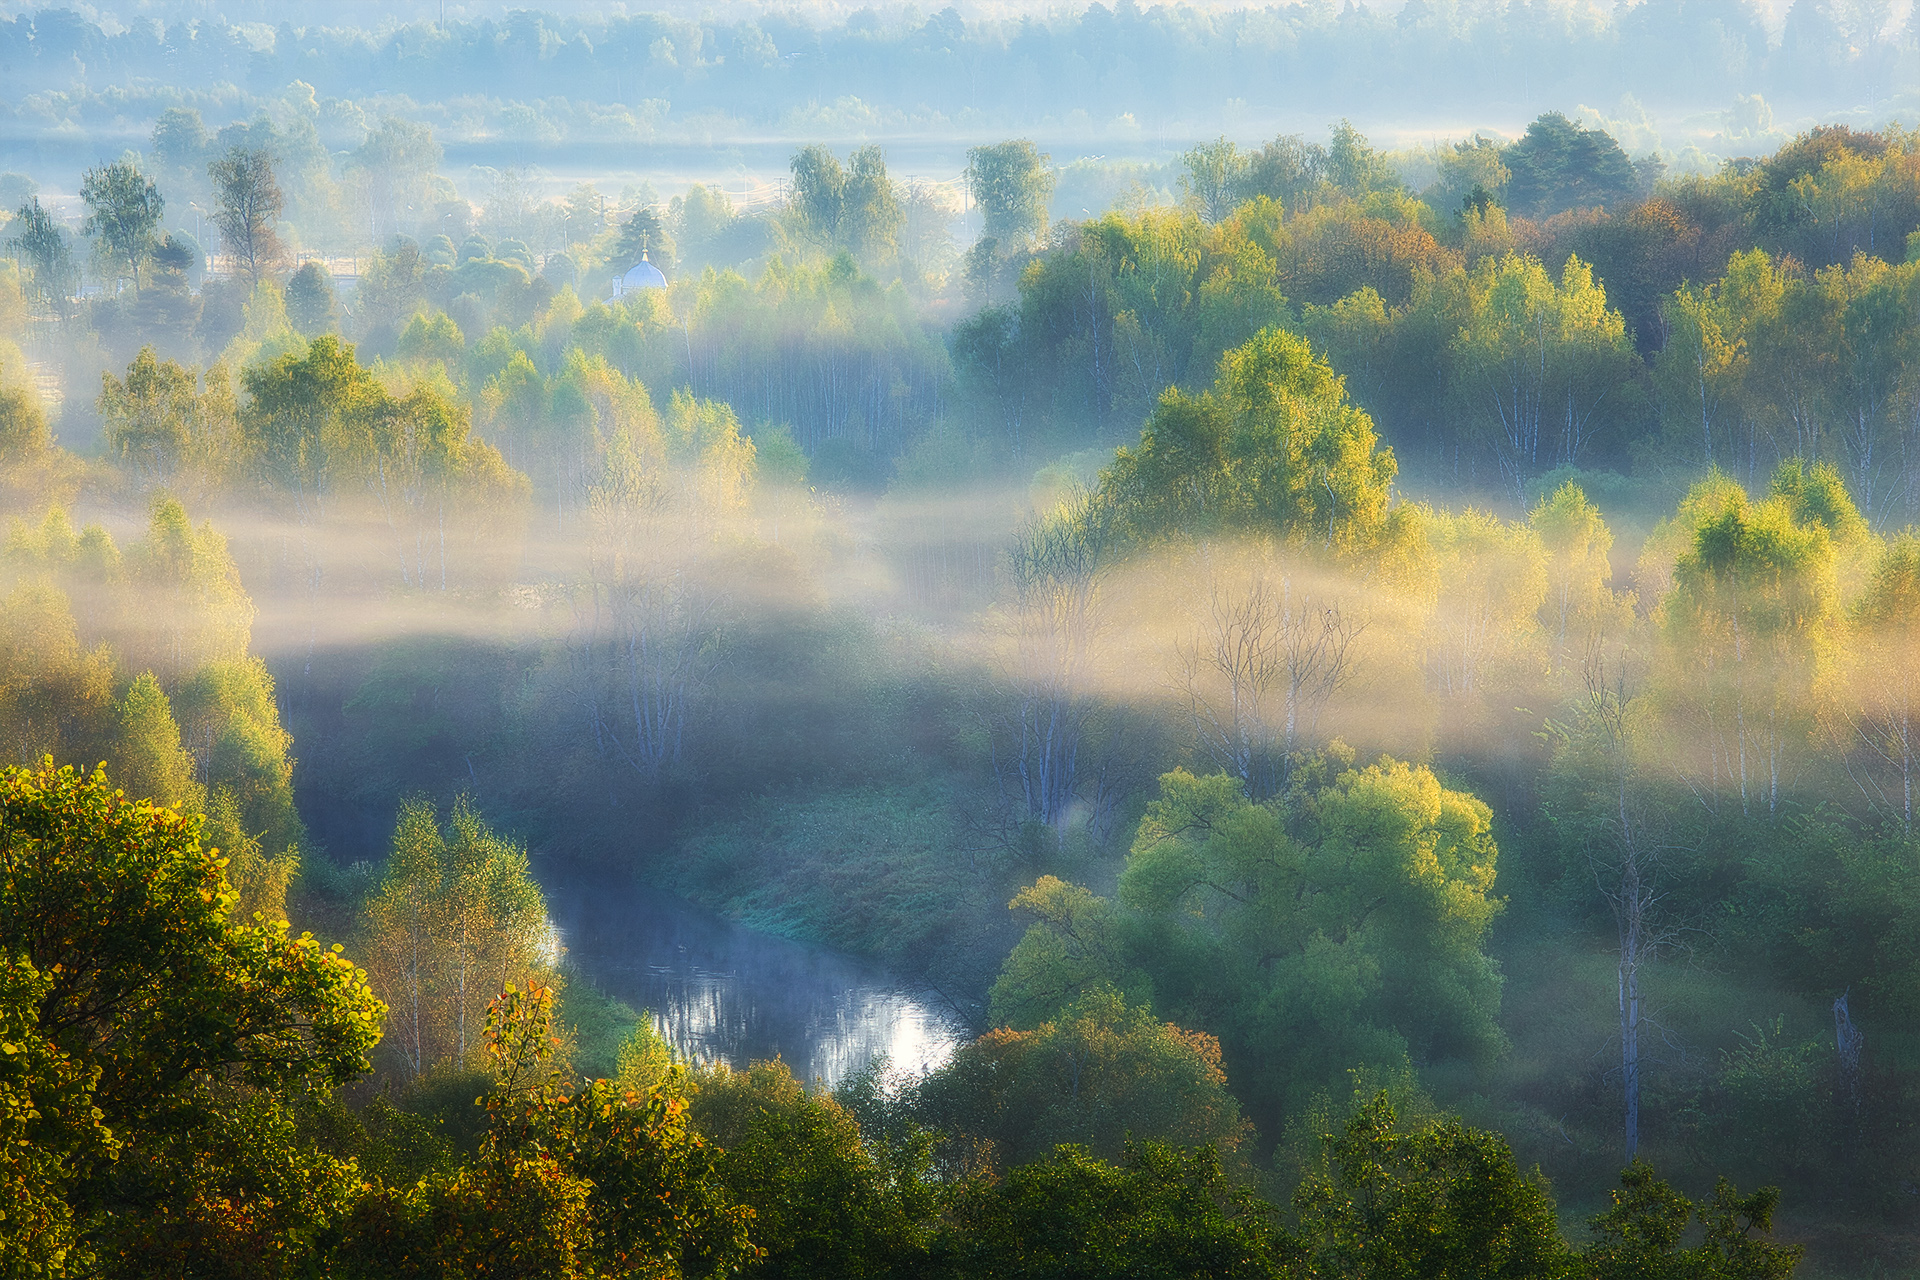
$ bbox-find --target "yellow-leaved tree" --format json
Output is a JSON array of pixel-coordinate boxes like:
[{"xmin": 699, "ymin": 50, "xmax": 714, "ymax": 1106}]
[{"xmin": 361, "ymin": 796, "xmax": 553, "ymax": 1080}]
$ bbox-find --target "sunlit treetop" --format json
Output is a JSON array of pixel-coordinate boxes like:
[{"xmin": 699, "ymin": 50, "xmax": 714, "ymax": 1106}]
[
  {"xmin": 1094, "ymin": 326, "xmax": 1405, "ymax": 564},
  {"xmin": 0, "ymin": 759, "xmax": 384, "ymax": 1139}
]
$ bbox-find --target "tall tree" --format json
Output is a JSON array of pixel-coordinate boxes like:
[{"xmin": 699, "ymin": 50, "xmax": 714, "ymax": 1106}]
[
  {"xmin": 1002, "ymin": 492, "xmax": 1113, "ymax": 827},
  {"xmin": 1295, "ymin": 1095, "xmax": 1575, "ymax": 1280},
  {"xmin": 1423, "ymin": 507, "xmax": 1548, "ymax": 699},
  {"xmin": 284, "ymin": 260, "xmax": 337, "ymax": 335},
  {"xmin": 0, "ymin": 380, "xmax": 51, "ymax": 468},
  {"xmin": 999, "ymin": 759, "xmax": 1507, "ymax": 1127},
  {"xmin": 966, "ymin": 140, "xmax": 1055, "ymax": 248},
  {"xmin": 1547, "ymin": 648, "xmax": 1673, "ymax": 1164},
  {"xmin": 1530, "ymin": 481, "xmax": 1627, "ymax": 674},
  {"xmin": 1449, "ymin": 252, "xmax": 1636, "ymax": 496},
  {"xmin": 148, "ymin": 106, "xmax": 208, "ymax": 187},
  {"xmin": 1500, "ymin": 112, "xmax": 1639, "ymax": 218},
  {"xmin": 209, "ymin": 146, "xmax": 284, "ymax": 280},
  {"xmin": 1179, "ymin": 137, "xmax": 1251, "ymax": 225},
  {"xmin": 79, "ymin": 160, "xmax": 164, "ymax": 292},
  {"xmin": 1835, "ymin": 533, "xmax": 1920, "ymax": 828},
  {"xmin": 1096, "ymin": 327, "xmax": 1402, "ymax": 560},
  {"xmin": 6, "ymin": 196, "xmax": 76, "ymax": 312},
  {"xmin": 361, "ymin": 796, "xmax": 551, "ymax": 1080},
  {"xmin": 111, "ymin": 671, "xmax": 199, "ymax": 812},
  {"xmin": 99, "ymin": 347, "xmax": 239, "ymax": 495},
  {"xmin": 351, "ymin": 116, "xmax": 440, "ymax": 242},
  {"xmin": 1657, "ymin": 464, "xmax": 1856, "ymax": 816},
  {"xmin": 783, "ymin": 145, "xmax": 903, "ymax": 265}
]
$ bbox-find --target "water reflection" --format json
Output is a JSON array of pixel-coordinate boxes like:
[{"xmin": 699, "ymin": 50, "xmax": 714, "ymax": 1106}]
[{"xmin": 541, "ymin": 863, "xmax": 960, "ymax": 1089}]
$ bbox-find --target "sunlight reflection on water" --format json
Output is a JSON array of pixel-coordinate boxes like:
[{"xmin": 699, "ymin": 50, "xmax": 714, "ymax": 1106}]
[{"xmin": 541, "ymin": 865, "xmax": 960, "ymax": 1088}]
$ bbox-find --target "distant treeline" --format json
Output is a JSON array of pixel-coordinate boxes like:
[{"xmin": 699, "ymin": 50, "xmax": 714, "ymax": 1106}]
[{"xmin": 0, "ymin": 0, "xmax": 1908, "ymax": 149}]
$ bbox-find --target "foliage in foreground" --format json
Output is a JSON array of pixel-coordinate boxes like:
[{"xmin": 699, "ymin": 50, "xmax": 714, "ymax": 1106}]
[{"xmin": 0, "ymin": 758, "xmax": 1806, "ymax": 1279}]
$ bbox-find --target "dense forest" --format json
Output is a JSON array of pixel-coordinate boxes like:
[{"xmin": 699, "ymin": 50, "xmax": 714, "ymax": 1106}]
[
  {"xmin": 0, "ymin": 0, "xmax": 1914, "ymax": 155},
  {"xmin": 4, "ymin": 1, "xmax": 1920, "ymax": 1272}
]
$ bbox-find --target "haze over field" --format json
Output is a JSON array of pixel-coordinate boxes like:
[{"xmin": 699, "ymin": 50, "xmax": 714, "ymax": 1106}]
[{"xmin": 5, "ymin": 2, "xmax": 1920, "ymax": 1277}]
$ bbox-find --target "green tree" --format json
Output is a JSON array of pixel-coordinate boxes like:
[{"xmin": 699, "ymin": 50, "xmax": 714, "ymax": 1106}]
[
  {"xmin": 989, "ymin": 876, "xmax": 1125, "ymax": 1029},
  {"xmin": 201, "ymin": 783, "xmax": 298, "ymax": 926},
  {"xmin": 1179, "ymin": 138, "xmax": 1252, "ymax": 225},
  {"xmin": 361, "ymin": 797, "xmax": 552, "ymax": 1080},
  {"xmin": 0, "ymin": 759, "xmax": 382, "ymax": 1272},
  {"xmin": 148, "ymin": 107, "xmax": 209, "ymax": 185},
  {"xmin": 173, "ymin": 658, "xmax": 302, "ymax": 861},
  {"xmin": 333, "ymin": 981, "xmax": 754, "ymax": 1280},
  {"xmin": 395, "ymin": 311, "xmax": 465, "ymax": 366},
  {"xmin": 782, "ymin": 145, "xmax": 904, "ymax": 266},
  {"xmin": 612, "ymin": 204, "xmax": 675, "ymax": 277},
  {"xmin": 1447, "ymin": 252, "xmax": 1636, "ymax": 495},
  {"xmin": 0, "ymin": 379, "xmax": 50, "ymax": 468},
  {"xmin": 80, "ymin": 160, "xmax": 165, "ymax": 292},
  {"xmin": 7, "ymin": 197, "xmax": 76, "ymax": 312},
  {"xmin": 1532, "ymin": 481, "xmax": 1624, "ymax": 668},
  {"xmin": 124, "ymin": 495, "xmax": 255, "ymax": 683},
  {"xmin": 938, "ymin": 1141, "xmax": 1298, "ymax": 1280},
  {"xmin": 1500, "ymin": 113, "xmax": 1639, "ymax": 218},
  {"xmin": 0, "ymin": 760, "xmax": 377, "ymax": 1132},
  {"xmin": 111, "ymin": 671, "xmax": 199, "ymax": 812},
  {"xmin": 99, "ymin": 347, "xmax": 240, "ymax": 496},
  {"xmin": 1095, "ymin": 327, "xmax": 1401, "ymax": 560},
  {"xmin": 1654, "ymin": 253, "xmax": 1772, "ymax": 471},
  {"xmin": 1294, "ymin": 1094, "xmax": 1576, "ymax": 1280},
  {"xmin": 690, "ymin": 1056, "xmax": 938, "ymax": 1278},
  {"xmin": 352, "ymin": 117, "xmax": 441, "ymax": 243},
  {"xmin": 1657, "ymin": 464, "xmax": 1852, "ymax": 815},
  {"xmin": 915, "ymin": 988, "xmax": 1251, "ymax": 1170},
  {"xmin": 966, "ymin": 140, "xmax": 1055, "ymax": 248},
  {"xmin": 1323, "ymin": 121, "xmax": 1401, "ymax": 200},
  {"xmin": 238, "ymin": 333, "xmax": 384, "ymax": 522},
  {"xmin": 1423, "ymin": 135, "xmax": 1511, "ymax": 223},
  {"xmin": 1586, "ymin": 1161, "xmax": 1802, "ymax": 1280},
  {"xmin": 0, "ymin": 950, "xmax": 117, "ymax": 1275},
  {"xmin": 1001, "ymin": 759, "xmax": 1506, "ymax": 1126},
  {"xmin": 284, "ymin": 260, "xmax": 337, "ymax": 334},
  {"xmin": 1835, "ymin": 532, "xmax": 1920, "ymax": 827},
  {"xmin": 0, "ymin": 581, "xmax": 114, "ymax": 768},
  {"xmin": 1422, "ymin": 506, "xmax": 1548, "ymax": 699}
]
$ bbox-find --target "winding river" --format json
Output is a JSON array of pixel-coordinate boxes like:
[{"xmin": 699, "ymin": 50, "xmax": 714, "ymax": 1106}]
[{"xmin": 540, "ymin": 864, "xmax": 963, "ymax": 1089}]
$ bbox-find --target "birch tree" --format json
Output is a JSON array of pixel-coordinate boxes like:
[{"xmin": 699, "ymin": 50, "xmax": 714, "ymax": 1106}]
[
  {"xmin": 1450, "ymin": 252, "xmax": 1634, "ymax": 497},
  {"xmin": 1551, "ymin": 653, "xmax": 1670, "ymax": 1162},
  {"xmin": 361, "ymin": 796, "xmax": 551, "ymax": 1080},
  {"xmin": 1657, "ymin": 464, "xmax": 1850, "ymax": 817},
  {"xmin": 1530, "ymin": 480, "xmax": 1628, "ymax": 676},
  {"xmin": 572, "ymin": 391, "xmax": 754, "ymax": 783},
  {"xmin": 1834, "ymin": 533, "xmax": 1920, "ymax": 828}
]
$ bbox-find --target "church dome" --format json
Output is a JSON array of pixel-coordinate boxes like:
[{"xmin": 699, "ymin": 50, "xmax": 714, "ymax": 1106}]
[{"xmin": 616, "ymin": 254, "xmax": 667, "ymax": 294}]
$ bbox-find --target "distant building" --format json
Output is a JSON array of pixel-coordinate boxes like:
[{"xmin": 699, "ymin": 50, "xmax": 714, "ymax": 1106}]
[{"xmin": 610, "ymin": 251, "xmax": 666, "ymax": 300}]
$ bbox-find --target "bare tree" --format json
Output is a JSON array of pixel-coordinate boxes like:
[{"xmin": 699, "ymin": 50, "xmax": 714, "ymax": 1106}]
[
  {"xmin": 1001, "ymin": 493, "xmax": 1111, "ymax": 828},
  {"xmin": 1178, "ymin": 566, "xmax": 1364, "ymax": 799},
  {"xmin": 573, "ymin": 430, "xmax": 718, "ymax": 782},
  {"xmin": 209, "ymin": 146, "xmax": 285, "ymax": 279},
  {"xmin": 1572, "ymin": 645, "xmax": 1678, "ymax": 1163}
]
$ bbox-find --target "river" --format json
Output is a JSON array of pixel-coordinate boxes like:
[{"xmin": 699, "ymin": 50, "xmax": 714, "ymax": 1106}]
[{"xmin": 540, "ymin": 865, "xmax": 963, "ymax": 1089}]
